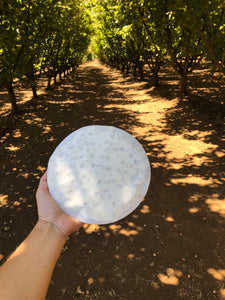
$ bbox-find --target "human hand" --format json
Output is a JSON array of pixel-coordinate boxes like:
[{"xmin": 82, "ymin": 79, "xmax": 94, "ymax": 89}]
[{"xmin": 36, "ymin": 171, "xmax": 83, "ymax": 237}]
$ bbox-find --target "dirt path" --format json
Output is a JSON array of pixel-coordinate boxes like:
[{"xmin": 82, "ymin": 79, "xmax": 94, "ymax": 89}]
[{"xmin": 0, "ymin": 60, "xmax": 225, "ymax": 299}]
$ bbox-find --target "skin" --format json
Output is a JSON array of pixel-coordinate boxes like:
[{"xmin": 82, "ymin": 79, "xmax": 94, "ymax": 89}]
[{"xmin": 0, "ymin": 171, "xmax": 83, "ymax": 300}]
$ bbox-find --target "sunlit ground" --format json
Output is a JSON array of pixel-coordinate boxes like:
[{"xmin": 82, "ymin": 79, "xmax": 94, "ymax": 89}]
[
  {"xmin": 0, "ymin": 59, "xmax": 225, "ymax": 299},
  {"xmin": 96, "ymin": 60, "xmax": 225, "ymax": 217}
]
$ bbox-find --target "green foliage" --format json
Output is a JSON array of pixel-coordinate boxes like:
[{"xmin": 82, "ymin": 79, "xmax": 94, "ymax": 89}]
[
  {"xmin": 1, "ymin": 0, "xmax": 224, "ymax": 111},
  {"xmin": 91, "ymin": 0, "xmax": 225, "ymax": 92},
  {"xmin": 0, "ymin": 0, "xmax": 92, "ymax": 86}
]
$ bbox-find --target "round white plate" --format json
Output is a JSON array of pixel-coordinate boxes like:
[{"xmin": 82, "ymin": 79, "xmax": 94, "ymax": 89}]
[{"xmin": 47, "ymin": 125, "xmax": 151, "ymax": 224}]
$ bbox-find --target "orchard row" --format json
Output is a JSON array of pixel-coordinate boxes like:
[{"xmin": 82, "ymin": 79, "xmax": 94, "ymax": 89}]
[
  {"xmin": 0, "ymin": 0, "xmax": 92, "ymax": 113},
  {"xmin": 91, "ymin": 0, "xmax": 225, "ymax": 94}
]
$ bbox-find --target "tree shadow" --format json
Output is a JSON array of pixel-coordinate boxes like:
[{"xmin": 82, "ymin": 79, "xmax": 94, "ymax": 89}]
[{"xmin": 0, "ymin": 60, "xmax": 225, "ymax": 300}]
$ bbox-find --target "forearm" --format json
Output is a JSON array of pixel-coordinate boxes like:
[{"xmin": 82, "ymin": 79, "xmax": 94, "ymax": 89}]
[{"xmin": 0, "ymin": 220, "xmax": 67, "ymax": 300}]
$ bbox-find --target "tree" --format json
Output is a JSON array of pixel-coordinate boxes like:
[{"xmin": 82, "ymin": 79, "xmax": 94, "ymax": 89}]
[
  {"xmin": 186, "ymin": 0, "xmax": 225, "ymax": 75},
  {"xmin": 93, "ymin": 0, "xmax": 223, "ymax": 94},
  {"xmin": 0, "ymin": 0, "xmax": 92, "ymax": 113}
]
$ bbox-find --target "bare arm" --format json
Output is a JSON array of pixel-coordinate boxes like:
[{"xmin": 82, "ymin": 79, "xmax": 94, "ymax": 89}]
[{"xmin": 0, "ymin": 172, "xmax": 83, "ymax": 300}]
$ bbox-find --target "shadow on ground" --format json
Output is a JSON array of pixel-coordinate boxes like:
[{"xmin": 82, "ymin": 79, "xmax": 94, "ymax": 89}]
[{"xmin": 0, "ymin": 60, "xmax": 225, "ymax": 300}]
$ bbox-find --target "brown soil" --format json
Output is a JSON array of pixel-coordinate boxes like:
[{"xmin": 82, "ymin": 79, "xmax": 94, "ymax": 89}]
[{"xmin": 0, "ymin": 59, "xmax": 225, "ymax": 300}]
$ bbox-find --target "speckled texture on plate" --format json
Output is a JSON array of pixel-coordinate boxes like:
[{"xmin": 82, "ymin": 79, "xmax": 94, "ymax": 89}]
[{"xmin": 47, "ymin": 125, "xmax": 151, "ymax": 224}]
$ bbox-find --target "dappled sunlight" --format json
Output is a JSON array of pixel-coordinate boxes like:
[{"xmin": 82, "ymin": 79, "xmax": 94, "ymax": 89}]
[
  {"xmin": 47, "ymin": 136, "xmax": 56, "ymax": 142},
  {"xmin": 83, "ymin": 224, "xmax": 100, "ymax": 234},
  {"xmin": 37, "ymin": 166, "xmax": 46, "ymax": 173},
  {"xmin": 170, "ymin": 175, "xmax": 218, "ymax": 187},
  {"xmin": 187, "ymin": 192, "xmax": 225, "ymax": 217},
  {"xmin": 219, "ymin": 289, "xmax": 225, "ymax": 300},
  {"xmin": 5, "ymin": 145, "xmax": 20, "ymax": 152},
  {"xmin": 127, "ymin": 253, "xmax": 135, "ymax": 259},
  {"xmin": 132, "ymin": 214, "xmax": 139, "ymax": 219},
  {"xmin": 158, "ymin": 268, "xmax": 183, "ymax": 286},
  {"xmin": 215, "ymin": 150, "xmax": 225, "ymax": 158},
  {"xmin": 161, "ymin": 133, "xmax": 218, "ymax": 169},
  {"xmin": 0, "ymin": 194, "xmax": 8, "ymax": 207},
  {"xmin": 206, "ymin": 195, "xmax": 225, "ymax": 217},
  {"xmin": 140, "ymin": 204, "xmax": 150, "ymax": 214},
  {"xmin": 165, "ymin": 216, "xmax": 175, "ymax": 222},
  {"xmin": 207, "ymin": 268, "xmax": 225, "ymax": 281},
  {"xmin": 42, "ymin": 124, "xmax": 51, "ymax": 134},
  {"xmin": 103, "ymin": 68, "xmax": 224, "ymax": 222},
  {"xmin": 47, "ymin": 99, "xmax": 83, "ymax": 105},
  {"xmin": 109, "ymin": 224, "xmax": 122, "ymax": 233},
  {"xmin": 117, "ymin": 221, "xmax": 143, "ymax": 237},
  {"xmin": 16, "ymin": 169, "xmax": 43, "ymax": 180},
  {"xmin": 56, "ymin": 84, "xmax": 76, "ymax": 89},
  {"xmin": 188, "ymin": 194, "xmax": 202, "ymax": 203},
  {"xmin": 14, "ymin": 113, "xmax": 53, "ymax": 136},
  {"xmin": 14, "ymin": 90, "xmax": 35, "ymax": 104},
  {"xmin": 87, "ymin": 277, "xmax": 94, "ymax": 285},
  {"xmin": 25, "ymin": 115, "xmax": 43, "ymax": 125},
  {"xmin": 12, "ymin": 129, "xmax": 22, "ymax": 138},
  {"xmin": 20, "ymin": 172, "xmax": 29, "ymax": 179},
  {"xmin": 118, "ymin": 228, "xmax": 140, "ymax": 236},
  {"xmin": 165, "ymin": 134, "xmax": 217, "ymax": 158},
  {"xmin": 82, "ymin": 220, "xmax": 144, "ymax": 238},
  {"xmin": 0, "ymin": 74, "xmax": 53, "ymax": 116},
  {"xmin": 189, "ymin": 207, "xmax": 199, "ymax": 214},
  {"xmin": 1, "ymin": 59, "xmax": 225, "ymax": 299}
]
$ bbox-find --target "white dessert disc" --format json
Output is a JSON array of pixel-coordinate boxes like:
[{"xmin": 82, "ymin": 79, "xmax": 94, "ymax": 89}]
[{"xmin": 47, "ymin": 125, "xmax": 151, "ymax": 224}]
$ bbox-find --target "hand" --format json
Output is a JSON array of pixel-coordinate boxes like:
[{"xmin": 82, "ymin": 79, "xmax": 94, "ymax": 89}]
[{"xmin": 36, "ymin": 171, "xmax": 83, "ymax": 237}]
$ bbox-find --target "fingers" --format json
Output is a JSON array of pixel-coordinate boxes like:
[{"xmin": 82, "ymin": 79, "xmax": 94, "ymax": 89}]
[
  {"xmin": 40, "ymin": 171, "xmax": 48, "ymax": 183},
  {"xmin": 38, "ymin": 170, "xmax": 49, "ymax": 191}
]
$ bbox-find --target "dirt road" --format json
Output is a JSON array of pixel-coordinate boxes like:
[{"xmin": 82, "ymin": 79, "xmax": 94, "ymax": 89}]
[{"xmin": 1, "ymin": 60, "xmax": 225, "ymax": 299}]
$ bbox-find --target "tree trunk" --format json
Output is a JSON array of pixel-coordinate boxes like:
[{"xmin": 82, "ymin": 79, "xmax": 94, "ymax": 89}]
[
  {"xmin": 191, "ymin": 15, "xmax": 225, "ymax": 75},
  {"xmin": 180, "ymin": 72, "xmax": 188, "ymax": 95},
  {"xmin": 54, "ymin": 74, "xmax": 57, "ymax": 84},
  {"xmin": 47, "ymin": 76, "xmax": 51, "ymax": 89},
  {"xmin": 121, "ymin": 63, "xmax": 125, "ymax": 72},
  {"xmin": 27, "ymin": 69, "xmax": 37, "ymax": 98},
  {"xmin": 31, "ymin": 82, "xmax": 37, "ymax": 98},
  {"xmin": 133, "ymin": 63, "xmax": 137, "ymax": 77},
  {"xmin": 152, "ymin": 62, "xmax": 162, "ymax": 87},
  {"xmin": 138, "ymin": 61, "xmax": 145, "ymax": 81},
  {"xmin": 153, "ymin": 70, "xmax": 160, "ymax": 87},
  {"xmin": 126, "ymin": 64, "xmax": 130, "ymax": 74},
  {"xmin": 6, "ymin": 82, "xmax": 19, "ymax": 114}
]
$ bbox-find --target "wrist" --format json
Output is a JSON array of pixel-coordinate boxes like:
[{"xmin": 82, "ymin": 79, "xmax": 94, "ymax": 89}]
[{"xmin": 36, "ymin": 219, "xmax": 68, "ymax": 241}]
